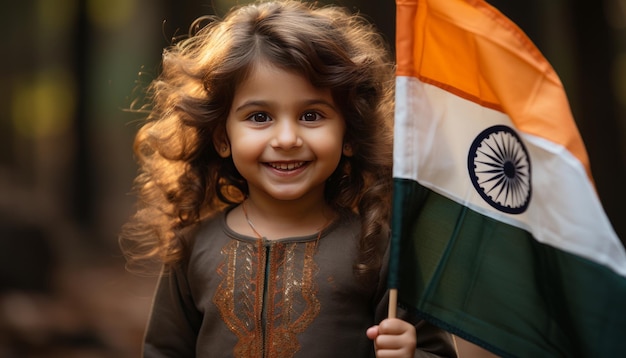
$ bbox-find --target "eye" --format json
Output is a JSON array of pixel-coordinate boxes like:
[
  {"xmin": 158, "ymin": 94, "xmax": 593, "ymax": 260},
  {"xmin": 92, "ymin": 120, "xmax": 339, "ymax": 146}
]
[
  {"xmin": 247, "ymin": 112, "xmax": 271, "ymax": 123},
  {"xmin": 301, "ymin": 111, "xmax": 322, "ymax": 122}
]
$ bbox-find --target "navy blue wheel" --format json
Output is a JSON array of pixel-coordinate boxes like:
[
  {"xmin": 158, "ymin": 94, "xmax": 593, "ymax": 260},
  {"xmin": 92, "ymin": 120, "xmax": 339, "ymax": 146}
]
[{"xmin": 467, "ymin": 125, "xmax": 531, "ymax": 214}]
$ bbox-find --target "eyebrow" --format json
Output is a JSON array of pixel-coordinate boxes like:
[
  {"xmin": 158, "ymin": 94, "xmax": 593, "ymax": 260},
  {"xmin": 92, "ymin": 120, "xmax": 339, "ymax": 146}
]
[{"xmin": 233, "ymin": 99, "xmax": 338, "ymax": 113}]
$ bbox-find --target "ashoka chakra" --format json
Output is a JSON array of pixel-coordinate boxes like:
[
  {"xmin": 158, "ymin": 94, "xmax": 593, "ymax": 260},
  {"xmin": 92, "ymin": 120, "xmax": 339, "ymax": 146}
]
[{"xmin": 467, "ymin": 125, "xmax": 531, "ymax": 214}]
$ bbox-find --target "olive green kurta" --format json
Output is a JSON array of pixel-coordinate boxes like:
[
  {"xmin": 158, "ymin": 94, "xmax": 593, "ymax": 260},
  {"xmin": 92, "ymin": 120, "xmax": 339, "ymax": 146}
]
[{"xmin": 143, "ymin": 209, "xmax": 457, "ymax": 357}]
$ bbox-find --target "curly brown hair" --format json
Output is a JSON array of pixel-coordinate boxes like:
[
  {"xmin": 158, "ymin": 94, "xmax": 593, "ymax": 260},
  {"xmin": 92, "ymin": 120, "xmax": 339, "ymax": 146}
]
[{"xmin": 120, "ymin": 0, "xmax": 394, "ymax": 280}]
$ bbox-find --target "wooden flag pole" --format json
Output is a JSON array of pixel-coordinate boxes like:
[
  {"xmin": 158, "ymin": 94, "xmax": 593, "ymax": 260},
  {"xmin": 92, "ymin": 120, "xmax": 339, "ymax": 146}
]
[{"xmin": 388, "ymin": 288, "xmax": 398, "ymax": 318}]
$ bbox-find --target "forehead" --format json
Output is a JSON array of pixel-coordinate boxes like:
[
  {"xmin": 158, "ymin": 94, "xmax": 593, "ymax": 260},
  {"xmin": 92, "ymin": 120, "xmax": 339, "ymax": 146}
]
[{"xmin": 233, "ymin": 61, "xmax": 334, "ymax": 104}]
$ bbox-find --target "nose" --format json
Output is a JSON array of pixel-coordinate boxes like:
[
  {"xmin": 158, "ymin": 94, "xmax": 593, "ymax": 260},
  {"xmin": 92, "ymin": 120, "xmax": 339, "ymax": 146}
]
[{"xmin": 270, "ymin": 119, "xmax": 302, "ymax": 149}]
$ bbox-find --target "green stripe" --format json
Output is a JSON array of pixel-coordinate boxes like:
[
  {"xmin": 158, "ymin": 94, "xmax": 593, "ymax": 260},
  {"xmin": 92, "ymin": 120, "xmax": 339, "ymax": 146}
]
[
  {"xmin": 391, "ymin": 178, "xmax": 626, "ymax": 357},
  {"xmin": 389, "ymin": 177, "xmax": 429, "ymax": 288}
]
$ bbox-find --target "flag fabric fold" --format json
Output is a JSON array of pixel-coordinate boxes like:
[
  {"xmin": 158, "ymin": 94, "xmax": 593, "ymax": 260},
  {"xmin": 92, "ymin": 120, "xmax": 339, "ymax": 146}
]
[{"xmin": 389, "ymin": 0, "xmax": 626, "ymax": 356}]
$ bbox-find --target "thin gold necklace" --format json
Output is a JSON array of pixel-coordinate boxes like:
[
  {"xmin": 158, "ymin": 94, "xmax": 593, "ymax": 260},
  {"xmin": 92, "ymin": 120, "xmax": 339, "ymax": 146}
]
[
  {"xmin": 241, "ymin": 200, "xmax": 330, "ymax": 241},
  {"xmin": 242, "ymin": 200, "xmax": 264, "ymax": 239}
]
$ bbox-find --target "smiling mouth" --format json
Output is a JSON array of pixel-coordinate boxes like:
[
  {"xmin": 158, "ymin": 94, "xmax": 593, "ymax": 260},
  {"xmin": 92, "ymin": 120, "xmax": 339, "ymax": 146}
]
[{"xmin": 267, "ymin": 162, "xmax": 307, "ymax": 171}]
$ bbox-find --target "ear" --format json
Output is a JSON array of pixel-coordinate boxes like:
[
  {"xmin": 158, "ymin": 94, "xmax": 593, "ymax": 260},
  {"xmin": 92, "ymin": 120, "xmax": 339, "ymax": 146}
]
[
  {"xmin": 342, "ymin": 143, "xmax": 353, "ymax": 157},
  {"xmin": 213, "ymin": 130, "xmax": 231, "ymax": 158},
  {"xmin": 216, "ymin": 143, "xmax": 231, "ymax": 158}
]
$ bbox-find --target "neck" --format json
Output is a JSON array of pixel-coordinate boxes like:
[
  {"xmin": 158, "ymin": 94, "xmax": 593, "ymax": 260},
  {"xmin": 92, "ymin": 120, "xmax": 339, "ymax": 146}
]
[{"xmin": 241, "ymin": 191, "xmax": 334, "ymax": 240}]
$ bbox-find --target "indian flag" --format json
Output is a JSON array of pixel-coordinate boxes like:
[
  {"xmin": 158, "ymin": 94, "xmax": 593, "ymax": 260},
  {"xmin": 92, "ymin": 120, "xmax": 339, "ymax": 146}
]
[{"xmin": 389, "ymin": 0, "xmax": 626, "ymax": 356}]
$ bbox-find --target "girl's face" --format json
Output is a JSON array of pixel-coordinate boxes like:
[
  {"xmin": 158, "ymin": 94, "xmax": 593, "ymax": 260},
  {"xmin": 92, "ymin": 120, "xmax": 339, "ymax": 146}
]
[{"xmin": 222, "ymin": 62, "xmax": 349, "ymax": 205}]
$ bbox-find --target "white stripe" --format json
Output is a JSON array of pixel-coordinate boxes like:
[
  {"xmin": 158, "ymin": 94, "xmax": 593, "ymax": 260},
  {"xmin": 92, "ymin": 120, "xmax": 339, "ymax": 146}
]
[{"xmin": 394, "ymin": 76, "xmax": 626, "ymax": 277}]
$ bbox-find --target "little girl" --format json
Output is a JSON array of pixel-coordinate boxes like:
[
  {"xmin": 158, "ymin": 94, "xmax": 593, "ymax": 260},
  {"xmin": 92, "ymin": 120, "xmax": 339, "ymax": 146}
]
[{"xmin": 120, "ymin": 1, "xmax": 457, "ymax": 357}]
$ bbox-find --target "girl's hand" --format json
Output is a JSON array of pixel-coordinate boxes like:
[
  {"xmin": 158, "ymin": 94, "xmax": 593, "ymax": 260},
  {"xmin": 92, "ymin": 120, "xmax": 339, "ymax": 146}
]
[{"xmin": 366, "ymin": 318, "xmax": 417, "ymax": 358}]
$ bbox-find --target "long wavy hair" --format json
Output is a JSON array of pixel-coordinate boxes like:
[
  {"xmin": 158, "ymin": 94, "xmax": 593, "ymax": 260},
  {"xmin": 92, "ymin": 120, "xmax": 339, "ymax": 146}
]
[{"xmin": 120, "ymin": 0, "xmax": 394, "ymax": 281}]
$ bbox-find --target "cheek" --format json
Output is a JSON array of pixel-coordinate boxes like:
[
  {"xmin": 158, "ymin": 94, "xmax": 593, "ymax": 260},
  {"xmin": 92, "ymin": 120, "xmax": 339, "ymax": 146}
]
[
  {"xmin": 230, "ymin": 143, "xmax": 255, "ymax": 166},
  {"xmin": 315, "ymin": 134, "xmax": 345, "ymax": 163},
  {"xmin": 226, "ymin": 124, "xmax": 252, "ymax": 155},
  {"xmin": 228, "ymin": 134, "xmax": 266, "ymax": 176},
  {"xmin": 229, "ymin": 151, "xmax": 254, "ymax": 183}
]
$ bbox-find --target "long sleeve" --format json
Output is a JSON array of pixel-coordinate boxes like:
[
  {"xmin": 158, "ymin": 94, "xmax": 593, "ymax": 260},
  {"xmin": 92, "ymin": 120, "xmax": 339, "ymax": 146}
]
[
  {"xmin": 404, "ymin": 307, "xmax": 459, "ymax": 358},
  {"xmin": 413, "ymin": 320, "xmax": 458, "ymax": 358},
  {"xmin": 143, "ymin": 265, "xmax": 201, "ymax": 357}
]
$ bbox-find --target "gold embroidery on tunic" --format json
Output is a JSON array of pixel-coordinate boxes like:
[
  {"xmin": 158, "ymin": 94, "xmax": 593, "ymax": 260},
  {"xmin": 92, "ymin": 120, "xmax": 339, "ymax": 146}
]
[{"xmin": 213, "ymin": 239, "xmax": 321, "ymax": 358}]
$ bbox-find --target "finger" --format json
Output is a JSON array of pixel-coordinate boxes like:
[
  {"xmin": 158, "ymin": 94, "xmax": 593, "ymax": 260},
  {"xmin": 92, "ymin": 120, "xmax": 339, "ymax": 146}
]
[
  {"xmin": 374, "ymin": 334, "xmax": 405, "ymax": 350},
  {"xmin": 366, "ymin": 325, "xmax": 380, "ymax": 340},
  {"xmin": 378, "ymin": 318, "xmax": 410, "ymax": 334},
  {"xmin": 374, "ymin": 348, "xmax": 404, "ymax": 358}
]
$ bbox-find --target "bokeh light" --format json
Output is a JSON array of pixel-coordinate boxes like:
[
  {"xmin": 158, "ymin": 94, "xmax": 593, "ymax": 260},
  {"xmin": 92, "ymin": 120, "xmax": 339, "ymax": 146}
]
[{"xmin": 11, "ymin": 68, "xmax": 76, "ymax": 139}]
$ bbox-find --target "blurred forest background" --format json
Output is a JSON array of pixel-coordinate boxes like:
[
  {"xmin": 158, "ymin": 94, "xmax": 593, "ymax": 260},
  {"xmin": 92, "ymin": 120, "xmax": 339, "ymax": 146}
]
[{"xmin": 0, "ymin": 0, "xmax": 624, "ymax": 357}]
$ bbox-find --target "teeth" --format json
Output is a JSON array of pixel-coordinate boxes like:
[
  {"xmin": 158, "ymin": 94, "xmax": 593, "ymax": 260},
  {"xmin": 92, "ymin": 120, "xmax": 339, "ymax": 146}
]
[{"xmin": 269, "ymin": 162, "xmax": 305, "ymax": 170}]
